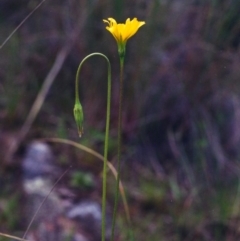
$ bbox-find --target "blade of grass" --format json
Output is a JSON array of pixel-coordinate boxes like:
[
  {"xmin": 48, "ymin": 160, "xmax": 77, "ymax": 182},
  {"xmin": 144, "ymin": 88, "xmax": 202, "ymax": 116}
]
[
  {"xmin": 0, "ymin": 168, "xmax": 71, "ymax": 241},
  {"xmin": 22, "ymin": 167, "xmax": 71, "ymax": 240},
  {"xmin": 0, "ymin": 232, "xmax": 28, "ymax": 241},
  {"xmin": 42, "ymin": 137, "xmax": 131, "ymax": 225},
  {"xmin": 0, "ymin": 0, "xmax": 47, "ymax": 49}
]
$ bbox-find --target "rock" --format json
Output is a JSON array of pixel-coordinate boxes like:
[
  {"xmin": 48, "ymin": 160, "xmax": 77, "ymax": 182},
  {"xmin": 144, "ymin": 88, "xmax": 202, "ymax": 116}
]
[{"xmin": 21, "ymin": 141, "xmax": 111, "ymax": 241}]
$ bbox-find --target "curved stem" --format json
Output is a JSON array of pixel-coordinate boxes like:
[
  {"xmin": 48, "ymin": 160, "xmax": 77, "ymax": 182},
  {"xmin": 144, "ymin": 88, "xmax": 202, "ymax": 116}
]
[
  {"xmin": 42, "ymin": 137, "xmax": 131, "ymax": 225},
  {"xmin": 75, "ymin": 52, "xmax": 111, "ymax": 241},
  {"xmin": 111, "ymin": 56, "xmax": 125, "ymax": 241}
]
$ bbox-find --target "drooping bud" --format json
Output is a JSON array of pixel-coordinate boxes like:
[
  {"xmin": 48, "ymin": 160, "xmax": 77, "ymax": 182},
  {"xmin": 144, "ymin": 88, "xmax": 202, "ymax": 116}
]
[{"xmin": 73, "ymin": 100, "xmax": 84, "ymax": 137}]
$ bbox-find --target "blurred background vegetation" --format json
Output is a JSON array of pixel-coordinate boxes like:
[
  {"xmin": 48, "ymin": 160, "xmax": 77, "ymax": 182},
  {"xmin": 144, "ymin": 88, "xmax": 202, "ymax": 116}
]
[{"xmin": 1, "ymin": 0, "xmax": 240, "ymax": 240}]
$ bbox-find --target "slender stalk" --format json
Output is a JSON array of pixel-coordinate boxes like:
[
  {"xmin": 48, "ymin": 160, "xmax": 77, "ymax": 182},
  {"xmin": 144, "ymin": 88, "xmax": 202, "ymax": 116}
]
[
  {"xmin": 111, "ymin": 56, "xmax": 124, "ymax": 241},
  {"xmin": 75, "ymin": 53, "xmax": 111, "ymax": 241},
  {"xmin": 103, "ymin": 56, "xmax": 111, "ymax": 241}
]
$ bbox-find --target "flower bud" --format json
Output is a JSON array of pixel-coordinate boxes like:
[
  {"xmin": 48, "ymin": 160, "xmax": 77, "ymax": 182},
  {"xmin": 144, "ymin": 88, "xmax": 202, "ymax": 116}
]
[{"xmin": 73, "ymin": 101, "xmax": 84, "ymax": 137}]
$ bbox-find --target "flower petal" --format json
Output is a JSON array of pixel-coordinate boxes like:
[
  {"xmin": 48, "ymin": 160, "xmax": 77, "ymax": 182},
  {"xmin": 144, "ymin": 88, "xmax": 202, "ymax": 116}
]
[{"xmin": 103, "ymin": 17, "xmax": 145, "ymax": 45}]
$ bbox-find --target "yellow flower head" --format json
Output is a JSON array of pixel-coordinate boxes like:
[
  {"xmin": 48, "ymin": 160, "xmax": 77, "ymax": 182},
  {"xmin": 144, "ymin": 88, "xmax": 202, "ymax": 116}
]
[{"xmin": 103, "ymin": 17, "xmax": 145, "ymax": 57}]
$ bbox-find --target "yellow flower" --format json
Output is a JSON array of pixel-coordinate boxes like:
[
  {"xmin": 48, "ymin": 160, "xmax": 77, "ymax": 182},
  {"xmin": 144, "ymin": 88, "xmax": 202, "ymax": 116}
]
[{"xmin": 103, "ymin": 18, "xmax": 145, "ymax": 57}]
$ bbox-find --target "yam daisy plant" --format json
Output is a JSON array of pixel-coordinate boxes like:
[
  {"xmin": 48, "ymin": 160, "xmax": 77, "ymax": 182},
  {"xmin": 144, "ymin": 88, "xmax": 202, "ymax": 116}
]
[
  {"xmin": 74, "ymin": 17, "xmax": 145, "ymax": 241},
  {"xmin": 103, "ymin": 17, "xmax": 145, "ymax": 241}
]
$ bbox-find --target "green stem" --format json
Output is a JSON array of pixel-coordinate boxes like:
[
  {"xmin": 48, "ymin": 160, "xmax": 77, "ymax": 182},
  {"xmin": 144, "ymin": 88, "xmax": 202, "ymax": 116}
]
[
  {"xmin": 111, "ymin": 56, "xmax": 125, "ymax": 241},
  {"xmin": 75, "ymin": 52, "xmax": 111, "ymax": 241}
]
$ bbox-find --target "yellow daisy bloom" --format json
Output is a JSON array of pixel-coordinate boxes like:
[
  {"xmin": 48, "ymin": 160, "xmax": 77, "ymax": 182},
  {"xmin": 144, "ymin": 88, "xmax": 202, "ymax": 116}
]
[{"xmin": 103, "ymin": 17, "xmax": 145, "ymax": 57}]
